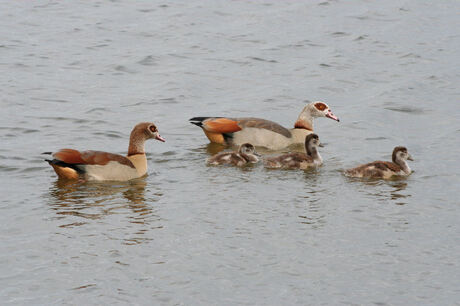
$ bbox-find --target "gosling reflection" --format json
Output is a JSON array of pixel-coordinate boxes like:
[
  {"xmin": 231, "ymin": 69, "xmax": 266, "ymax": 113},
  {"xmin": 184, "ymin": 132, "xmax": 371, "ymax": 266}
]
[
  {"xmin": 299, "ymin": 200, "xmax": 327, "ymax": 229},
  {"xmin": 349, "ymin": 178, "xmax": 410, "ymax": 205},
  {"xmin": 47, "ymin": 178, "xmax": 162, "ymax": 245},
  {"xmin": 389, "ymin": 181, "xmax": 409, "ymax": 205}
]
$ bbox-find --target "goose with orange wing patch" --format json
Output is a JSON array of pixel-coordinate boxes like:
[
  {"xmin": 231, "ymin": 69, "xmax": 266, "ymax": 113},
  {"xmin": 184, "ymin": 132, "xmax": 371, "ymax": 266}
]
[
  {"xmin": 45, "ymin": 122, "xmax": 165, "ymax": 181},
  {"xmin": 190, "ymin": 101, "xmax": 339, "ymax": 150}
]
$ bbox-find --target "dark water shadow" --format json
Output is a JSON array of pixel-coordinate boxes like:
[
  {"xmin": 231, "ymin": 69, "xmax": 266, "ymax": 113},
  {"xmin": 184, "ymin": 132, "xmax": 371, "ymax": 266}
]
[
  {"xmin": 345, "ymin": 175, "xmax": 411, "ymax": 205},
  {"xmin": 46, "ymin": 178, "xmax": 162, "ymax": 245}
]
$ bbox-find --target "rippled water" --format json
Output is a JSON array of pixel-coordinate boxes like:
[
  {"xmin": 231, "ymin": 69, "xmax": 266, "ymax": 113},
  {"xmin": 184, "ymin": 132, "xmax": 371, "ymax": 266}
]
[{"xmin": 1, "ymin": 1, "xmax": 459, "ymax": 305}]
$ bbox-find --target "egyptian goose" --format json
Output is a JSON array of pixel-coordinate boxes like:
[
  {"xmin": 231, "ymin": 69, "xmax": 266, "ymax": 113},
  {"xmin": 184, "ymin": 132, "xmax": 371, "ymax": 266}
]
[
  {"xmin": 207, "ymin": 143, "xmax": 260, "ymax": 166},
  {"xmin": 264, "ymin": 133, "xmax": 322, "ymax": 169},
  {"xmin": 45, "ymin": 122, "xmax": 165, "ymax": 181},
  {"xmin": 190, "ymin": 101, "xmax": 339, "ymax": 150},
  {"xmin": 345, "ymin": 146, "xmax": 413, "ymax": 179}
]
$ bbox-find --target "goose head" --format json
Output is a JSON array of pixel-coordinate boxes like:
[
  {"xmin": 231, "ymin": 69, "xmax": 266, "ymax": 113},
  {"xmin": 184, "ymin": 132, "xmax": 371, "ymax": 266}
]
[
  {"xmin": 295, "ymin": 101, "xmax": 339, "ymax": 130},
  {"xmin": 132, "ymin": 122, "xmax": 165, "ymax": 142},
  {"xmin": 392, "ymin": 146, "xmax": 413, "ymax": 163},
  {"xmin": 308, "ymin": 101, "xmax": 339, "ymax": 121}
]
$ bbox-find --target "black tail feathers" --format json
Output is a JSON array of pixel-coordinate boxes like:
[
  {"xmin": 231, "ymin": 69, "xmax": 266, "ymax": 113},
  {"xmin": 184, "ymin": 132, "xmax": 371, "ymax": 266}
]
[{"xmin": 189, "ymin": 117, "xmax": 222, "ymax": 128}]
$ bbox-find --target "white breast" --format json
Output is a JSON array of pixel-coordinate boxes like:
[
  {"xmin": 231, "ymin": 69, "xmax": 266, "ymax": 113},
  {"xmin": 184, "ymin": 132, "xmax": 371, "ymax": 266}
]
[
  {"xmin": 232, "ymin": 128, "xmax": 291, "ymax": 150},
  {"xmin": 84, "ymin": 161, "xmax": 140, "ymax": 181}
]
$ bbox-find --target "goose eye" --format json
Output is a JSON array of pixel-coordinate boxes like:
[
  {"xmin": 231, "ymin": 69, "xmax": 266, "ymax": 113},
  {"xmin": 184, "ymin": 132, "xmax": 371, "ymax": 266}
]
[
  {"xmin": 149, "ymin": 126, "xmax": 157, "ymax": 132},
  {"xmin": 314, "ymin": 102, "xmax": 327, "ymax": 111}
]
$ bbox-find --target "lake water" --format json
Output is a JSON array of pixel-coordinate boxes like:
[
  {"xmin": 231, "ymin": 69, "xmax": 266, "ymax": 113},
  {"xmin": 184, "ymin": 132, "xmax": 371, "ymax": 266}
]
[{"xmin": 1, "ymin": 1, "xmax": 459, "ymax": 305}]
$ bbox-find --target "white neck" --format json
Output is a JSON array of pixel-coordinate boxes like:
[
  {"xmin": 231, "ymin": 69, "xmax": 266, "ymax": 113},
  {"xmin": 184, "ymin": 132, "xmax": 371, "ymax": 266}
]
[
  {"xmin": 308, "ymin": 147, "xmax": 322, "ymax": 164},
  {"xmin": 241, "ymin": 153, "xmax": 259, "ymax": 163},
  {"xmin": 397, "ymin": 160, "xmax": 411, "ymax": 174},
  {"xmin": 289, "ymin": 128, "xmax": 312, "ymax": 143},
  {"xmin": 295, "ymin": 111, "xmax": 314, "ymax": 131}
]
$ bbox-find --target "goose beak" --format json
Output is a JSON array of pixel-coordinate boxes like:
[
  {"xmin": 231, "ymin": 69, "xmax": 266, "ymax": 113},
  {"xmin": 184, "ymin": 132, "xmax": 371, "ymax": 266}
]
[
  {"xmin": 155, "ymin": 133, "xmax": 166, "ymax": 142},
  {"xmin": 325, "ymin": 109, "xmax": 340, "ymax": 122}
]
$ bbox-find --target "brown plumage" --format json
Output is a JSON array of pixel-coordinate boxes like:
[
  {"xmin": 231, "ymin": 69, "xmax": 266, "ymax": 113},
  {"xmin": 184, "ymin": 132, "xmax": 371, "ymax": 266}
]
[
  {"xmin": 52, "ymin": 149, "xmax": 135, "ymax": 168},
  {"xmin": 207, "ymin": 143, "xmax": 260, "ymax": 166},
  {"xmin": 45, "ymin": 122, "xmax": 165, "ymax": 181},
  {"xmin": 264, "ymin": 133, "xmax": 322, "ymax": 169},
  {"xmin": 345, "ymin": 146, "xmax": 413, "ymax": 179}
]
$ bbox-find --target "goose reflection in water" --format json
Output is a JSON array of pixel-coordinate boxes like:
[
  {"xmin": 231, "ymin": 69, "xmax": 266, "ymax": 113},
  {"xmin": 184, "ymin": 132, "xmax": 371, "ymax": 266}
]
[{"xmin": 47, "ymin": 178, "xmax": 163, "ymax": 245}]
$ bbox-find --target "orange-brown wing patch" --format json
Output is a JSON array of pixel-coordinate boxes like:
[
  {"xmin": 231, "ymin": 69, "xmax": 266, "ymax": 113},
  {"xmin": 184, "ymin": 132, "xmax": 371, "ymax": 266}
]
[
  {"xmin": 53, "ymin": 149, "xmax": 86, "ymax": 164},
  {"xmin": 202, "ymin": 118, "xmax": 242, "ymax": 133},
  {"xmin": 54, "ymin": 149, "xmax": 135, "ymax": 168}
]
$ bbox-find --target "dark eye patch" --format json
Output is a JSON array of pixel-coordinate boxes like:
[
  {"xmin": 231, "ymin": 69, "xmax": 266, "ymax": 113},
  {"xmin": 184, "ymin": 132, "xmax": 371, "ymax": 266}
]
[
  {"xmin": 314, "ymin": 102, "xmax": 327, "ymax": 111},
  {"xmin": 149, "ymin": 125, "xmax": 157, "ymax": 132}
]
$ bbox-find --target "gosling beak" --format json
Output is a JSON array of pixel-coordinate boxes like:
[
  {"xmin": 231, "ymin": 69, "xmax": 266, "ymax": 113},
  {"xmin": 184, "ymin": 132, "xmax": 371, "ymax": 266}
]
[
  {"xmin": 325, "ymin": 109, "xmax": 340, "ymax": 122},
  {"xmin": 407, "ymin": 154, "xmax": 414, "ymax": 161},
  {"xmin": 254, "ymin": 152, "xmax": 262, "ymax": 157},
  {"xmin": 318, "ymin": 143, "xmax": 324, "ymax": 148}
]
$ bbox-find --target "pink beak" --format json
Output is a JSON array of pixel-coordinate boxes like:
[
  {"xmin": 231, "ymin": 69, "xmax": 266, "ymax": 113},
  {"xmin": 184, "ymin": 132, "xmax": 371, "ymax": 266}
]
[
  {"xmin": 325, "ymin": 110, "xmax": 340, "ymax": 122},
  {"xmin": 155, "ymin": 134, "xmax": 166, "ymax": 142}
]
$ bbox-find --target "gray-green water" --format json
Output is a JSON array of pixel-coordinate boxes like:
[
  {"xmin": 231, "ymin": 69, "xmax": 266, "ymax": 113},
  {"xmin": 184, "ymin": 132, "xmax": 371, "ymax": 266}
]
[{"xmin": 1, "ymin": 1, "xmax": 459, "ymax": 305}]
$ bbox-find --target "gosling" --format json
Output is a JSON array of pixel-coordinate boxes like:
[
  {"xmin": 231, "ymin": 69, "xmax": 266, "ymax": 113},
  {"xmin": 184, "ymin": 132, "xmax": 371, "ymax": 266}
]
[
  {"xmin": 207, "ymin": 143, "xmax": 260, "ymax": 166},
  {"xmin": 264, "ymin": 133, "xmax": 322, "ymax": 169},
  {"xmin": 345, "ymin": 146, "xmax": 413, "ymax": 179}
]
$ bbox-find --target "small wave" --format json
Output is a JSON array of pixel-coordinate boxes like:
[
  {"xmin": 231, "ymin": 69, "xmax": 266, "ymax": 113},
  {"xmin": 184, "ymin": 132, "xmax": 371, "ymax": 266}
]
[
  {"xmin": 248, "ymin": 57, "xmax": 278, "ymax": 63},
  {"xmin": 384, "ymin": 106, "xmax": 425, "ymax": 114},
  {"xmin": 331, "ymin": 32, "xmax": 349, "ymax": 37},
  {"xmin": 0, "ymin": 165, "xmax": 19, "ymax": 172},
  {"xmin": 114, "ymin": 65, "xmax": 137, "ymax": 74},
  {"xmin": 137, "ymin": 55, "xmax": 157, "ymax": 66}
]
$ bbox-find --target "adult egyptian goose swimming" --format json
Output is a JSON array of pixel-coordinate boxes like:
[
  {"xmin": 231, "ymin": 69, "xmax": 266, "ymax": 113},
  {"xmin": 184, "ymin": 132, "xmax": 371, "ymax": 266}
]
[
  {"xmin": 345, "ymin": 146, "xmax": 413, "ymax": 179},
  {"xmin": 264, "ymin": 133, "xmax": 322, "ymax": 169},
  {"xmin": 45, "ymin": 122, "xmax": 165, "ymax": 181},
  {"xmin": 190, "ymin": 101, "xmax": 339, "ymax": 150},
  {"xmin": 207, "ymin": 143, "xmax": 260, "ymax": 166}
]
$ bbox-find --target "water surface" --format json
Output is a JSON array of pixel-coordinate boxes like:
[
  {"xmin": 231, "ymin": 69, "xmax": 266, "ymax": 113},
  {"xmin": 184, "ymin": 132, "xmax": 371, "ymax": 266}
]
[{"xmin": 1, "ymin": 1, "xmax": 459, "ymax": 305}]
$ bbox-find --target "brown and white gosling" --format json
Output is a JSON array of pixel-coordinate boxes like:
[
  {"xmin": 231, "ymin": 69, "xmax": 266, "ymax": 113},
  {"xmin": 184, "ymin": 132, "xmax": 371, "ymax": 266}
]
[
  {"xmin": 207, "ymin": 143, "xmax": 260, "ymax": 166},
  {"xmin": 345, "ymin": 146, "xmax": 413, "ymax": 179},
  {"xmin": 264, "ymin": 133, "xmax": 322, "ymax": 169},
  {"xmin": 45, "ymin": 122, "xmax": 165, "ymax": 181}
]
